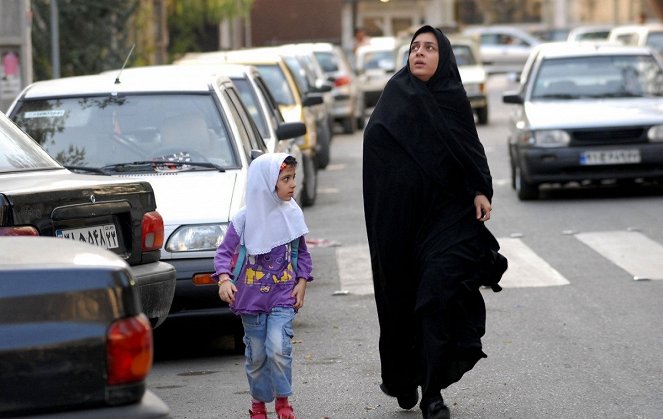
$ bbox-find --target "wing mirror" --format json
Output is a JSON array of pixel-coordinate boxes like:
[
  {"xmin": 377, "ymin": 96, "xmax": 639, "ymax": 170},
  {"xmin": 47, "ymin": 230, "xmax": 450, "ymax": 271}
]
[
  {"xmin": 502, "ymin": 90, "xmax": 524, "ymax": 104},
  {"xmin": 302, "ymin": 94, "xmax": 324, "ymax": 107},
  {"xmin": 276, "ymin": 122, "xmax": 307, "ymax": 141}
]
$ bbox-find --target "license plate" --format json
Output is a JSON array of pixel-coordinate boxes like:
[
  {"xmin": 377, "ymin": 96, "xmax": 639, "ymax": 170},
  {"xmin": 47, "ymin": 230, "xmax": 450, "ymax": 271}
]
[
  {"xmin": 579, "ymin": 149, "xmax": 641, "ymax": 165},
  {"xmin": 56, "ymin": 224, "xmax": 120, "ymax": 249}
]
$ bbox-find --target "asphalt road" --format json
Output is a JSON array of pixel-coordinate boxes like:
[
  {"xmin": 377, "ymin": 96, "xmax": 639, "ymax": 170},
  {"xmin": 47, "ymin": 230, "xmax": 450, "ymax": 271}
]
[{"xmin": 148, "ymin": 75, "xmax": 663, "ymax": 419}]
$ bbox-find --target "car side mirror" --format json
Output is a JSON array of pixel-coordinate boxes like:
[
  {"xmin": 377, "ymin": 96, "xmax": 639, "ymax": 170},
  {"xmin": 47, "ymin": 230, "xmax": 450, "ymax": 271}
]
[
  {"xmin": 250, "ymin": 149, "xmax": 264, "ymax": 161},
  {"xmin": 302, "ymin": 94, "xmax": 324, "ymax": 107},
  {"xmin": 276, "ymin": 122, "xmax": 307, "ymax": 141},
  {"xmin": 502, "ymin": 91, "xmax": 524, "ymax": 104},
  {"xmin": 315, "ymin": 80, "xmax": 333, "ymax": 93}
]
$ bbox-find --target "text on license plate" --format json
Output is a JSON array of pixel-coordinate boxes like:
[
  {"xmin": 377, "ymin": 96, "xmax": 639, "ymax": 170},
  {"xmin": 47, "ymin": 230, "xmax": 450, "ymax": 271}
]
[
  {"xmin": 579, "ymin": 149, "xmax": 641, "ymax": 165},
  {"xmin": 56, "ymin": 224, "xmax": 120, "ymax": 249}
]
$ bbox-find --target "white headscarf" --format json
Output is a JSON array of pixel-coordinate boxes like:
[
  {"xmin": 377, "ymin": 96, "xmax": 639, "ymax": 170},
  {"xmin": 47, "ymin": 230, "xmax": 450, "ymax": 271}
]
[{"xmin": 231, "ymin": 153, "xmax": 308, "ymax": 255}]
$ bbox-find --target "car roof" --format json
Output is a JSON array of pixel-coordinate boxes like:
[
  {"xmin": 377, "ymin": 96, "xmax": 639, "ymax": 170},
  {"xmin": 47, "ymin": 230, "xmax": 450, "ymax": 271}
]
[
  {"xmin": 20, "ymin": 65, "xmax": 233, "ymax": 98},
  {"xmin": 531, "ymin": 41, "xmax": 655, "ymax": 59},
  {"xmin": 609, "ymin": 23, "xmax": 663, "ymax": 36},
  {"xmin": 178, "ymin": 48, "xmax": 286, "ymax": 65}
]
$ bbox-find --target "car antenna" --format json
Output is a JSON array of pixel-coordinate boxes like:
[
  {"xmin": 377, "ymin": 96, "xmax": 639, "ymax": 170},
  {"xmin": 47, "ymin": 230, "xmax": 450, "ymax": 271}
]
[{"xmin": 114, "ymin": 43, "xmax": 136, "ymax": 84}]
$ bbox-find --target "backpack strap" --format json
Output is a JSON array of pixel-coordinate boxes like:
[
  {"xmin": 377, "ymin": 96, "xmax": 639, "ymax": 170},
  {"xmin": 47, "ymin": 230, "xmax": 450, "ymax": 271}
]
[
  {"xmin": 231, "ymin": 244, "xmax": 246, "ymax": 283},
  {"xmin": 290, "ymin": 237, "xmax": 300, "ymax": 275}
]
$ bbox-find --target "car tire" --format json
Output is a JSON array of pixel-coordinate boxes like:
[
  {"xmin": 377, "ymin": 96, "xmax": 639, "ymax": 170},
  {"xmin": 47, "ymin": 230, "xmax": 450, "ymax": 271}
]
[
  {"xmin": 316, "ymin": 127, "xmax": 331, "ymax": 169},
  {"xmin": 515, "ymin": 165, "xmax": 539, "ymax": 200},
  {"xmin": 341, "ymin": 116, "xmax": 356, "ymax": 134},
  {"xmin": 476, "ymin": 106, "xmax": 489, "ymax": 125},
  {"xmin": 301, "ymin": 154, "xmax": 318, "ymax": 207}
]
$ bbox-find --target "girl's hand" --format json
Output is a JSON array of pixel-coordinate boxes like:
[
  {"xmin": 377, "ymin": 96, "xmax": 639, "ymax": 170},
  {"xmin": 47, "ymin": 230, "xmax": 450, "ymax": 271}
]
[
  {"xmin": 217, "ymin": 276, "xmax": 237, "ymax": 304},
  {"xmin": 291, "ymin": 278, "xmax": 308, "ymax": 309},
  {"xmin": 474, "ymin": 193, "xmax": 492, "ymax": 222}
]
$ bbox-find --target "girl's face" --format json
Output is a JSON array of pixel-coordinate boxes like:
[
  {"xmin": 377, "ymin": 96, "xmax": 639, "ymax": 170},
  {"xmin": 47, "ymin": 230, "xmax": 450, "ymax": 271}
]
[
  {"xmin": 275, "ymin": 165, "xmax": 297, "ymax": 201},
  {"xmin": 409, "ymin": 31, "xmax": 439, "ymax": 82}
]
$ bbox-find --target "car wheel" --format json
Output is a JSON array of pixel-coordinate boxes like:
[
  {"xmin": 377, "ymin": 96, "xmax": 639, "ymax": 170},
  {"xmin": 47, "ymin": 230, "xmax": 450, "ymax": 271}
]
[
  {"xmin": 476, "ymin": 106, "xmax": 489, "ymax": 125},
  {"xmin": 341, "ymin": 116, "xmax": 356, "ymax": 134},
  {"xmin": 316, "ymin": 127, "xmax": 331, "ymax": 169},
  {"xmin": 510, "ymin": 158, "xmax": 516, "ymax": 190},
  {"xmin": 301, "ymin": 154, "xmax": 318, "ymax": 207},
  {"xmin": 515, "ymin": 165, "xmax": 539, "ymax": 200}
]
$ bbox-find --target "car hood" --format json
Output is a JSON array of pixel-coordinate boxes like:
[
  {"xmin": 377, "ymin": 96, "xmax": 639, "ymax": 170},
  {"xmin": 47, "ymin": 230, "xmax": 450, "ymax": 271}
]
[
  {"xmin": 458, "ymin": 65, "xmax": 486, "ymax": 84},
  {"xmin": 120, "ymin": 171, "xmax": 239, "ymax": 225},
  {"xmin": 524, "ymin": 98, "xmax": 663, "ymax": 129}
]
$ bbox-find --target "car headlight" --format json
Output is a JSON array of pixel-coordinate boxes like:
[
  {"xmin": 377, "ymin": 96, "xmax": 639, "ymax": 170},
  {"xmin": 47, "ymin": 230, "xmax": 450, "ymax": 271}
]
[
  {"xmin": 532, "ymin": 130, "xmax": 570, "ymax": 147},
  {"xmin": 166, "ymin": 223, "xmax": 229, "ymax": 252},
  {"xmin": 647, "ymin": 125, "xmax": 663, "ymax": 142}
]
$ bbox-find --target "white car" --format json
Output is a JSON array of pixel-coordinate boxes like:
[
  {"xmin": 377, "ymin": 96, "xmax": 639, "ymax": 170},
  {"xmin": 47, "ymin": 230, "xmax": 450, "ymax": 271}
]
[
  {"xmin": 608, "ymin": 23, "xmax": 663, "ymax": 56},
  {"xmin": 7, "ymin": 65, "xmax": 301, "ymax": 329},
  {"xmin": 502, "ymin": 42, "xmax": 663, "ymax": 200},
  {"xmin": 355, "ymin": 36, "xmax": 398, "ymax": 109},
  {"xmin": 463, "ymin": 26, "xmax": 540, "ymax": 74}
]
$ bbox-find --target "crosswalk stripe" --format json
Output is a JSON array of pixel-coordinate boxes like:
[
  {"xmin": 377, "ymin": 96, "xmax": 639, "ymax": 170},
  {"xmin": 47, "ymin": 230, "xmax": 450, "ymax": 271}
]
[
  {"xmin": 575, "ymin": 231, "xmax": 663, "ymax": 280},
  {"xmin": 497, "ymin": 238, "xmax": 570, "ymax": 288},
  {"xmin": 336, "ymin": 244, "xmax": 374, "ymax": 295}
]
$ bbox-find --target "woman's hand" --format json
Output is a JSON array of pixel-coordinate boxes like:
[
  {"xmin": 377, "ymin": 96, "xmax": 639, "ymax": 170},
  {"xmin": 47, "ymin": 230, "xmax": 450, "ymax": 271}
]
[
  {"xmin": 217, "ymin": 275, "xmax": 237, "ymax": 304},
  {"xmin": 474, "ymin": 193, "xmax": 492, "ymax": 222},
  {"xmin": 291, "ymin": 278, "xmax": 308, "ymax": 309}
]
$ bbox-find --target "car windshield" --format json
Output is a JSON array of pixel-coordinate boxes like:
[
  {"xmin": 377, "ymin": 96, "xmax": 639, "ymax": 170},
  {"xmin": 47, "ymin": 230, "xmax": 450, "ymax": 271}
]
[
  {"xmin": 11, "ymin": 94, "xmax": 239, "ymax": 171},
  {"xmin": 452, "ymin": 45, "xmax": 477, "ymax": 66},
  {"xmin": 531, "ymin": 54, "xmax": 663, "ymax": 100},
  {"xmin": 255, "ymin": 64, "xmax": 296, "ymax": 106},
  {"xmin": 0, "ymin": 115, "xmax": 61, "ymax": 172},
  {"xmin": 362, "ymin": 50, "xmax": 395, "ymax": 71},
  {"xmin": 313, "ymin": 51, "xmax": 338, "ymax": 73}
]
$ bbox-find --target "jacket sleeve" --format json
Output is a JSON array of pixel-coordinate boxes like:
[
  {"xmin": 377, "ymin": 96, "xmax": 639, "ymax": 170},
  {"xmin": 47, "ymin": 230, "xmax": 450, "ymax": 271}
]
[
  {"xmin": 212, "ymin": 223, "xmax": 241, "ymax": 280},
  {"xmin": 296, "ymin": 235, "xmax": 314, "ymax": 281}
]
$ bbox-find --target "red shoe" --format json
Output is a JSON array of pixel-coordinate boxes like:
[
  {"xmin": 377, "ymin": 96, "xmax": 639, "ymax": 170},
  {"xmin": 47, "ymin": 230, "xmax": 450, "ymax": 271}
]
[
  {"xmin": 275, "ymin": 397, "xmax": 295, "ymax": 419},
  {"xmin": 249, "ymin": 400, "xmax": 267, "ymax": 419}
]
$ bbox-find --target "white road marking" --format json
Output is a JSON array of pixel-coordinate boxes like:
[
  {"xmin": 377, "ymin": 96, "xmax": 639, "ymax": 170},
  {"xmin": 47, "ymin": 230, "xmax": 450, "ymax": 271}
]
[
  {"xmin": 336, "ymin": 244, "xmax": 374, "ymax": 295},
  {"xmin": 575, "ymin": 231, "xmax": 663, "ymax": 280},
  {"xmin": 497, "ymin": 238, "xmax": 570, "ymax": 287}
]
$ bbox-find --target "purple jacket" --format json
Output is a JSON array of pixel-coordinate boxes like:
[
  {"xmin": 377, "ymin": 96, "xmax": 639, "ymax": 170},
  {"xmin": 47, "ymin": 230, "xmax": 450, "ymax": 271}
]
[{"xmin": 213, "ymin": 223, "xmax": 313, "ymax": 315}]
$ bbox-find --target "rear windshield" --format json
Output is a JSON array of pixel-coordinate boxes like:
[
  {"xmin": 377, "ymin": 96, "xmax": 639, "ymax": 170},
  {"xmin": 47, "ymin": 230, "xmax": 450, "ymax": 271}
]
[{"xmin": 11, "ymin": 94, "xmax": 239, "ymax": 169}]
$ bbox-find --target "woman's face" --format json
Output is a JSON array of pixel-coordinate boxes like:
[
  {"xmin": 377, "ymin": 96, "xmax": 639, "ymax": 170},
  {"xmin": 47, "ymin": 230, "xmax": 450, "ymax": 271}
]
[{"xmin": 408, "ymin": 31, "xmax": 439, "ymax": 82}]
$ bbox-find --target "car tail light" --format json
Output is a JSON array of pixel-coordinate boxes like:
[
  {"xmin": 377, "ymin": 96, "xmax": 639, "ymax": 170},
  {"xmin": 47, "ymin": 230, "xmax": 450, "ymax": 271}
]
[
  {"xmin": 0, "ymin": 226, "xmax": 39, "ymax": 236},
  {"xmin": 141, "ymin": 211, "xmax": 164, "ymax": 252},
  {"xmin": 334, "ymin": 75, "xmax": 351, "ymax": 87},
  {"xmin": 106, "ymin": 314, "xmax": 153, "ymax": 385}
]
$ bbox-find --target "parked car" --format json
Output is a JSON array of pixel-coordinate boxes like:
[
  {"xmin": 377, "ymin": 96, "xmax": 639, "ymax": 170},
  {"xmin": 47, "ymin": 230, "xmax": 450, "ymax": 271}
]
[
  {"xmin": 176, "ymin": 49, "xmax": 322, "ymax": 204},
  {"xmin": 0, "ymin": 111, "xmax": 175, "ymax": 327},
  {"xmin": 531, "ymin": 26, "xmax": 572, "ymax": 42},
  {"xmin": 397, "ymin": 35, "xmax": 489, "ymax": 124},
  {"xmin": 306, "ymin": 42, "xmax": 365, "ymax": 133},
  {"xmin": 7, "ymin": 65, "xmax": 296, "ymax": 334},
  {"xmin": 567, "ymin": 24, "xmax": 612, "ymax": 42},
  {"xmin": 355, "ymin": 36, "xmax": 398, "ymax": 109},
  {"xmin": 276, "ymin": 45, "xmax": 334, "ymax": 169},
  {"xmin": 175, "ymin": 62, "xmax": 307, "ymax": 202},
  {"xmin": 502, "ymin": 42, "xmax": 663, "ymax": 200},
  {"xmin": 608, "ymin": 23, "xmax": 663, "ymax": 56},
  {"xmin": 462, "ymin": 25, "xmax": 541, "ymax": 74},
  {"xmin": 0, "ymin": 237, "xmax": 170, "ymax": 418}
]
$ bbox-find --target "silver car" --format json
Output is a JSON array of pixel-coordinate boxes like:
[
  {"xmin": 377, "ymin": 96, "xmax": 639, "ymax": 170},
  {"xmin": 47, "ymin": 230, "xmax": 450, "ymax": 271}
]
[{"xmin": 502, "ymin": 42, "xmax": 663, "ymax": 200}]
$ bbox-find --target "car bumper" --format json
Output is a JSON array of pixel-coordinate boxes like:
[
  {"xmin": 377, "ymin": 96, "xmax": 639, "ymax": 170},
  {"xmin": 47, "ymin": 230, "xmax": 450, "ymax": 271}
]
[
  {"xmin": 518, "ymin": 143, "xmax": 663, "ymax": 184},
  {"xmin": 25, "ymin": 390, "xmax": 170, "ymax": 418},
  {"xmin": 166, "ymin": 258, "xmax": 233, "ymax": 318},
  {"xmin": 332, "ymin": 94, "xmax": 354, "ymax": 119},
  {"xmin": 130, "ymin": 261, "xmax": 176, "ymax": 327},
  {"xmin": 468, "ymin": 94, "xmax": 488, "ymax": 110}
]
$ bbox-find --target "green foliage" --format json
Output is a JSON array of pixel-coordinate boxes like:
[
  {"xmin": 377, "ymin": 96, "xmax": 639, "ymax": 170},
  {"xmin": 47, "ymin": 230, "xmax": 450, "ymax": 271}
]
[{"xmin": 31, "ymin": 0, "xmax": 138, "ymax": 80}]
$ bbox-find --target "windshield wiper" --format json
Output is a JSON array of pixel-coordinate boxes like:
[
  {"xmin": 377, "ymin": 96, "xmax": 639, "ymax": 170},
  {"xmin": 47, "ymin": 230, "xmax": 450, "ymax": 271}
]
[
  {"xmin": 102, "ymin": 160, "xmax": 226, "ymax": 172},
  {"xmin": 64, "ymin": 165, "xmax": 111, "ymax": 175},
  {"xmin": 535, "ymin": 93, "xmax": 578, "ymax": 100}
]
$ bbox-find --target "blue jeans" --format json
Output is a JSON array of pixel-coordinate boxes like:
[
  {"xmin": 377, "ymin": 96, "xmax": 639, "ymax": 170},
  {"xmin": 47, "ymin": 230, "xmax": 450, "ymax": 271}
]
[{"xmin": 241, "ymin": 306, "xmax": 296, "ymax": 402}]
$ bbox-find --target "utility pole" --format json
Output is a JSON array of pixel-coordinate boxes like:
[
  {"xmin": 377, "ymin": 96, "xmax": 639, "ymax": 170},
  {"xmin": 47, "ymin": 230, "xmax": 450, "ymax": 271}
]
[{"xmin": 50, "ymin": 0, "xmax": 60, "ymax": 78}]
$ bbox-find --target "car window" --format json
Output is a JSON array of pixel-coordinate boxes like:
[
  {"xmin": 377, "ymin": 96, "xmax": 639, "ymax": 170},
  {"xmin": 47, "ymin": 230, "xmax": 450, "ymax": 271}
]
[
  {"xmin": 531, "ymin": 54, "xmax": 663, "ymax": 99},
  {"xmin": 254, "ymin": 75, "xmax": 285, "ymax": 125},
  {"xmin": 645, "ymin": 31, "xmax": 663, "ymax": 53},
  {"xmin": 11, "ymin": 94, "xmax": 239, "ymax": 169},
  {"xmin": 232, "ymin": 76, "xmax": 270, "ymax": 139},
  {"xmin": 223, "ymin": 87, "xmax": 267, "ymax": 156},
  {"xmin": 452, "ymin": 45, "xmax": 476, "ymax": 66},
  {"xmin": 362, "ymin": 50, "xmax": 395, "ymax": 71},
  {"xmin": 313, "ymin": 51, "xmax": 338, "ymax": 72},
  {"xmin": 0, "ymin": 116, "xmax": 61, "ymax": 172},
  {"xmin": 255, "ymin": 64, "xmax": 296, "ymax": 106},
  {"xmin": 282, "ymin": 56, "xmax": 309, "ymax": 95}
]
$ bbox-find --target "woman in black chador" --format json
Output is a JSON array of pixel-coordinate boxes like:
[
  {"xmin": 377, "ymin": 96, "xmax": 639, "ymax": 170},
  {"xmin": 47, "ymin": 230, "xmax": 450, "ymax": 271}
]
[{"xmin": 363, "ymin": 25, "xmax": 506, "ymax": 419}]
